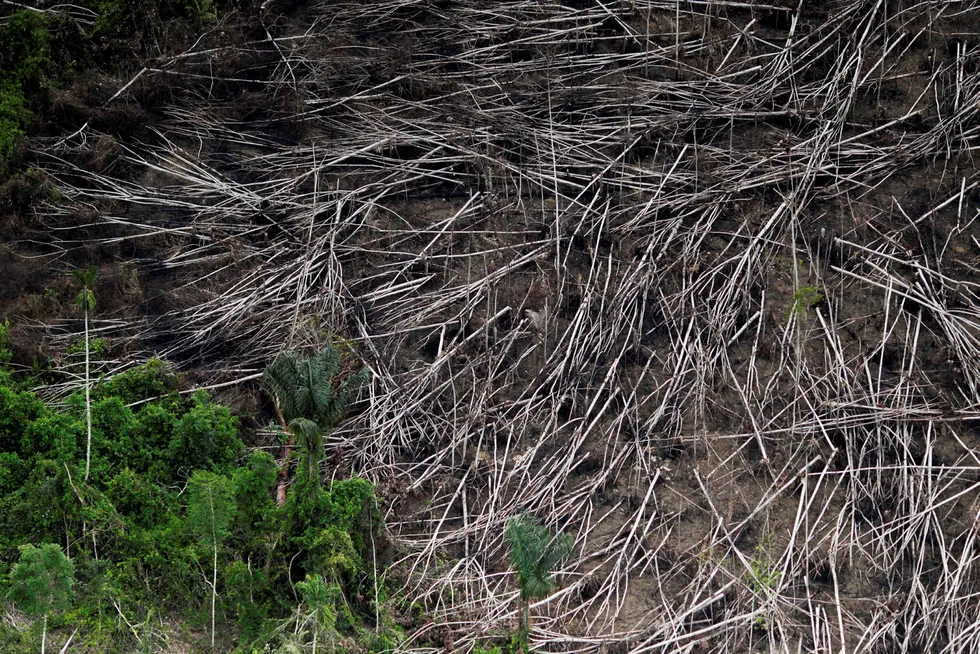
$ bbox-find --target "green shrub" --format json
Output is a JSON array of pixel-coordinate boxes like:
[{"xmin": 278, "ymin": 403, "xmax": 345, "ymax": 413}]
[
  {"xmin": 231, "ymin": 451, "xmax": 279, "ymax": 550},
  {"xmin": 107, "ymin": 468, "xmax": 169, "ymax": 528},
  {"xmin": 0, "ymin": 93, "xmax": 29, "ymax": 164},
  {"xmin": 92, "ymin": 358, "xmax": 176, "ymax": 405},
  {"xmin": 3, "ymin": 459, "xmax": 77, "ymax": 544},
  {"xmin": 168, "ymin": 390, "xmax": 242, "ymax": 475},
  {"xmin": 7, "ymin": 543, "xmax": 76, "ymax": 648},
  {"xmin": 322, "ymin": 477, "xmax": 381, "ymax": 558},
  {"xmin": 225, "ymin": 560, "xmax": 270, "ymax": 643},
  {"xmin": 91, "ymin": 396, "xmax": 138, "ymax": 469},
  {"xmin": 128, "ymin": 401, "xmax": 178, "ymax": 477},
  {"xmin": 0, "ymin": 452, "xmax": 27, "ymax": 496},
  {"xmin": 0, "ymin": 11, "xmax": 52, "ymax": 86},
  {"xmin": 0, "ymin": 319, "xmax": 11, "ymax": 366},
  {"xmin": 0, "ymin": 385, "xmax": 45, "ymax": 453},
  {"xmin": 21, "ymin": 412, "xmax": 83, "ymax": 462}
]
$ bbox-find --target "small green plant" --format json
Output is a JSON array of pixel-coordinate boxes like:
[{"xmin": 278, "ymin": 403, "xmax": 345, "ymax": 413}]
[
  {"xmin": 746, "ymin": 533, "xmax": 781, "ymax": 596},
  {"xmin": 747, "ymin": 551, "xmax": 781, "ymax": 597},
  {"xmin": 504, "ymin": 512, "xmax": 573, "ymax": 640},
  {"xmin": 790, "ymin": 285, "xmax": 823, "ymax": 316},
  {"xmin": 746, "ymin": 535, "xmax": 782, "ymax": 630},
  {"xmin": 7, "ymin": 543, "xmax": 76, "ymax": 654}
]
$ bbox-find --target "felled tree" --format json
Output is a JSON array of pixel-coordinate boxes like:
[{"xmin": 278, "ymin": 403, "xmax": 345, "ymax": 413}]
[
  {"xmin": 7, "ymin": 543, "xmax": 75, "ymax": 654},
  {"xmin": 261, "ymin": 343, "xmax": 370, "ymax": 505},
  {"xmin": 72, "ymin": 266, "xmax": 97, "ymax": 481},
  {"xmin": 187, "ymin": 470, "xmax": 235, "ymax": 651},
  {"xmin": 505, "ymin": 512, "xmax": 573, "ymax": 637}
]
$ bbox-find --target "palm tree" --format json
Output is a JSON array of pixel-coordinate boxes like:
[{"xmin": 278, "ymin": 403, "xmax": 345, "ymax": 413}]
[
  {"xmin": 72, "ymin": 266, "xmax": 97, "ymax": 482},
  {"xmin": 261, "ymin": 343, "xmax": 369, "ymax": 505},
  {"xmin": 505, "ymin": 511, "xmax": 573, "ymax": 637}
]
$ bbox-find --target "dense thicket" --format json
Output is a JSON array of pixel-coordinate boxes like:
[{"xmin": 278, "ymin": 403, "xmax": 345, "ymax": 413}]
[{"xmin": 0, "ymin": 324, "xmax": 393, "ymax": 652}]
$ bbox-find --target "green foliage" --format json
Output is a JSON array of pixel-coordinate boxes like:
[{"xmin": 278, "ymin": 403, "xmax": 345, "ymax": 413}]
[
  {"xmin": 0, "ymin": 319, "xmax": 11, "ymax": 366},
  {"xmin": 0, "ymin": 82, "xmax": 30, "ymax": 164},
  {"xmin": 107, "ymin": 468, "xmax": 168, "ymax": 528},
  {"xmin": 187, "ymin": 469, "xmax": 236, "ymax": 550},
  {"xmin": 231, "ymin": 452, "xmax": 279, "ymax": 550},
  {"xmin": 121, "ymin": 401, "xmax": 176, "ymax": 478},
  {"xmin": 505, "ymin": 512, "xmax": 573, "ymax": 602},
  {"xmin": 92, "ymin": 358, "xmax": 176, "ymax": 404},
  {"xmin": 505, "ymin": 511, "xmax": 573, "ymax": 637},
  {"xmin": 22, "ymin": 411, "xmax": 83, "ymax": 461},
  {"xmin": 72, "ymin": 266, "xmax": 98, "ymax": 313},
  {"xmin": 0, "ymin": 10, "xmax": 49, "ymax": 165},
  {"xmin": 747, "ymin": 537, "xmax": 782, "ymax": 598},
  {"xmin": 91, "ymin": 396, "xmax": 136, "ymax": 466},
  {"xmin": 92, "ymin": 0, "xmax": 220, "ymax": 42},
  {"xmin": 0, "ymin": 11, "xmax": 52, "ymax": 86},
  {"xmin": 187, "ymin": 469, "xmax": 236, "ymax": 648},
  {"xmin": 0, "ymin": 451, "xmax": 27, "ymax": 495},
  {"xmin": 262, "ymin": 346, "xmax": 371, "ymax": 433},
  {"xmin": 790, "ymin": 285, "xmax": 824, "ymax": 316},
  {"xmin": 168, "ymin": 390, "xmax": 242, "ymax": 475},
  {"xmin": 225, "ymin": 560, "xmax": 270, "ymax": 643},
  {"xmin": 285, "ymin": 476, "xmax": 380, "ymax": 581},
  {"xmin": 0, "ymin": 330, "xmax": 388, "ymax": 651},
  {"xmin": 282, "ymin": 574, "xmax": 352, "ymax": 653},
  {"xmin": 0, "ymin": 384, "xmax": 45, "ymax": 453},
  {"xmin": 263, "ymin": 344, "xmax": 370, "ymax": 520},
  {"xmin": 471, "ymin": 635, "xmax": 530, "ymax": 654},
  {"xmin": 2, "ymin": 459, "xmax": 90, "ymax": 550},
  {"xmin": 321, "ymin": 477, "xmax": 380, "ymax": 556},
  {"xmin": 7, "ymin": 543, "xmax": 75, "ymax": 618},
  {"xmin": 302, "ymin": 527, "xmax": 359, "ymax": 581}
]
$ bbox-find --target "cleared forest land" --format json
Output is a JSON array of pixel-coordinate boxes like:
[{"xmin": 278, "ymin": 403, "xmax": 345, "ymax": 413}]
[{"xmin": 4, "ymin": 0, "xmax": 980, "ymax": 651}]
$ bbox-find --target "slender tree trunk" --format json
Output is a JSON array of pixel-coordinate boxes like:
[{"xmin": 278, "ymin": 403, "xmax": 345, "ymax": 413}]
[
  {"xmin": 83, "ymin": 308, "xmax": 92, "ymax": 481},
  {"xmin": 41, "ymin": 613, "xmax": 47, "ymax": 654},
  {"xmin": 211, "ymin": 501, "xmax": 218, "ymax": 651},
  {"xmin": 273, "ymin": 402, "xmax": 293, "ymax": 507},
  {"xmin": 312, "ymin": 611, "xmax": 318, "ymax": 654}
]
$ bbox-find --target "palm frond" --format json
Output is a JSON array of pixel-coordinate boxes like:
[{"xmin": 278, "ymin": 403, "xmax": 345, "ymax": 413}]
[
  {"xmin": 506, "ymin": 512, "xmax": 573, "ymax": 601},
  {"xmin": 288, "ymin": 417, "xmax": 322, "ymax": 443},
  {"xmin": 262, "ymin": 350, "xmax": 303, "ymax": 421},
  {"xmin": 262, "ymin": 344, "xmax": 369, "ymax": 429}
]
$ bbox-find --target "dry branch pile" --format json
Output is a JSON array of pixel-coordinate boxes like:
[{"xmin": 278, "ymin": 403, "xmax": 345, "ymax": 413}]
[{"xmin": 20, "ymin": 0, "xmax": 980, "ymax": 651}]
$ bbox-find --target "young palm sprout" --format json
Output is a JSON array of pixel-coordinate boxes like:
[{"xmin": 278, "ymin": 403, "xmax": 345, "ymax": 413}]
[{"xmin": 506, "ymin": 512, "xmax": 573, "ymax": 636}]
